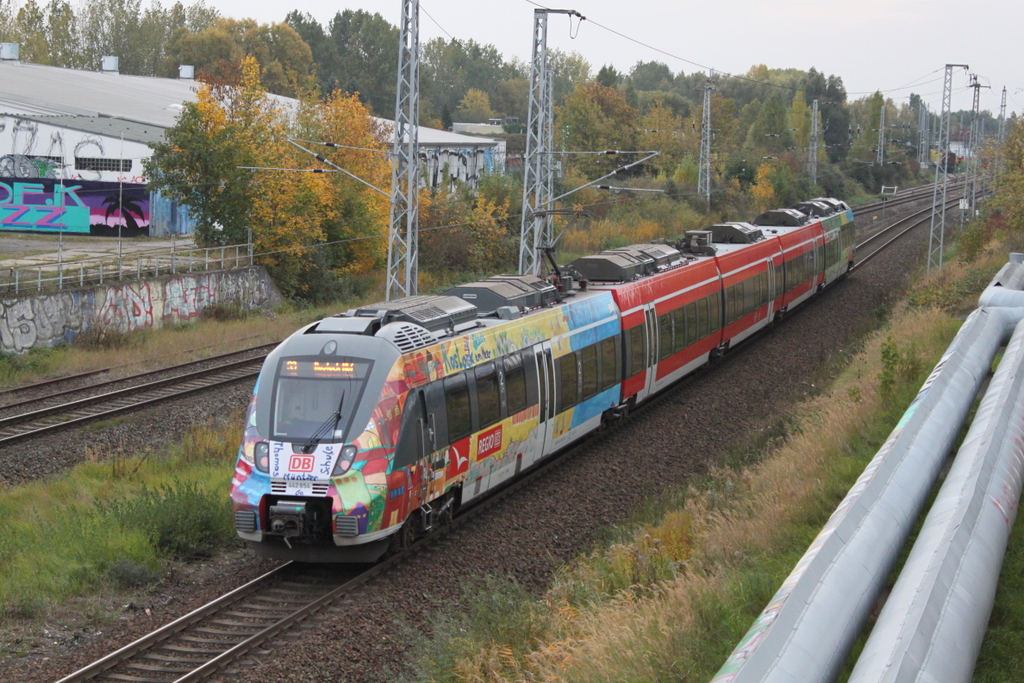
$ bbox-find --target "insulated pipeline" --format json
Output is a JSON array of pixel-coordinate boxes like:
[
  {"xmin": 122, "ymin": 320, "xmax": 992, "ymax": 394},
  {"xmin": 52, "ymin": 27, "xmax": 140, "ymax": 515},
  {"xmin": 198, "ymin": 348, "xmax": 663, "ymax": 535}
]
[{"xmin": 711, "ymin": 306, "xmax": 1024, "ymax": 683}]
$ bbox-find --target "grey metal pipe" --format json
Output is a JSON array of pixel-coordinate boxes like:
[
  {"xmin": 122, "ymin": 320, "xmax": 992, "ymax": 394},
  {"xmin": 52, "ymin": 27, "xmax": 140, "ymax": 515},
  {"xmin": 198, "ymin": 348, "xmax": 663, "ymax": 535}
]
[
  {"xmin": 848, "ymin": 316, "xmax": 1024, "ymax": 683},
  {"xmin": 711, "ymin": 307, "xmax": 1023, "ymax": 683},
  {"xmin": 978, "ymin": 260, "xmax": 1024, "ymax": 308}
]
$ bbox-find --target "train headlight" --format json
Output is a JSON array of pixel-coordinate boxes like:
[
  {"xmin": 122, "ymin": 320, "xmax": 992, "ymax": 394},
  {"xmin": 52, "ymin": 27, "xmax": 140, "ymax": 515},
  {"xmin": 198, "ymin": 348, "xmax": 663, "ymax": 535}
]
[
  {"xmin": 332, "ymin": 445, "xmax": 358, "ymax": 476},
  {"xmin": 254, "ymin": 441, "xmax": 270, "ymax": 473}
]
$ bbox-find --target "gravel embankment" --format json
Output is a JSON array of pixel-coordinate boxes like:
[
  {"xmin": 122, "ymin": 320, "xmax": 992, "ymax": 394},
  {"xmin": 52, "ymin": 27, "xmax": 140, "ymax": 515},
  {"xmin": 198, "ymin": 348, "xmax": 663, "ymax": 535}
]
[{"xmin": 3, "ymin": 221, "xmax": 927, "ymax": 683}]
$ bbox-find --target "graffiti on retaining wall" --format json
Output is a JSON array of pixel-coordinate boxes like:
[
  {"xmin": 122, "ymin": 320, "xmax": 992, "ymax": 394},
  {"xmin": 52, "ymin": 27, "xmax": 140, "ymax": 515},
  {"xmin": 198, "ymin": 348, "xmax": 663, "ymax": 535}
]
[
  {"xmin": 0, "ymin": 291, "xmax": 92, "ymax": 353},
  {"xmin": 162, "ymin": 269, "xmax": 270, "ymax": 321},
  {"xmin": 0, "ymin": 268, "xmax": 278, "ymax": 353},
  {"xmin": 98, "ymin": 283, "xmax": 154, "ymax": 333}
]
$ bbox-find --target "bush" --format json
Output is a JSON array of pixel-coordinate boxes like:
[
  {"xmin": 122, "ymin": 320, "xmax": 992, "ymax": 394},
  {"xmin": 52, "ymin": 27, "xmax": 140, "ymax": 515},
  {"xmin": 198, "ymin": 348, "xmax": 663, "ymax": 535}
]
[
  {"xmin": 199, "ymin": 302, "xmax": 250, "ymax": 322},
  {"xmin": 73, "ymin": 326, "xmax": 148, "ymax": 350},
  {"xmin": 101, "ymin": 480, "xmax": 235, "ymax": 560}
]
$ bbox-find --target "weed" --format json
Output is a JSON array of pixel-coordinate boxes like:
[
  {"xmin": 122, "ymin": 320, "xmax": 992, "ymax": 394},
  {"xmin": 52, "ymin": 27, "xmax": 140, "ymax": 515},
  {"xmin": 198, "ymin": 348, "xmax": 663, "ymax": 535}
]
[
  {"xmin": 106, "ymin": 557, "xmax": 160, "ymax": 589},
  {"xmin": 100, "ymin": 480, "xmax": 235, "ymax": 560},
  {"xmin": 73, "ymin": 327, "xmax": 148, "ymax": 351},
  {"xmin": 199, "ymin": 303, "xmax": 250, "ymax": 322}
]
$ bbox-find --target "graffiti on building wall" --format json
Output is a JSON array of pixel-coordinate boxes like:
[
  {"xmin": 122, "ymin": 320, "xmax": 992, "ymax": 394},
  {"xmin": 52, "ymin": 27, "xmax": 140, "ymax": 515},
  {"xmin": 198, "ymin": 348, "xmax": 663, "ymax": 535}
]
[
  {"xmin": 0, "ymin": 178, "xmax": 150, "ymax": 235},
  {"xmin": 421, "ymin": 147, "xmax": 498, "ymax": 191},
  {"xmin": 0, "ymin": 268, "xmax": 279, "ymax": 353}
]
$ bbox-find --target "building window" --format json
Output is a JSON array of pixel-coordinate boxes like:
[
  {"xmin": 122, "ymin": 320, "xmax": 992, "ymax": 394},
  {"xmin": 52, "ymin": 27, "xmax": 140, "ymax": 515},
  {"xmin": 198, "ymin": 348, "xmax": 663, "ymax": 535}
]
[{"xmin": 75, "ymin": 157, "xmax": 132, "ymax": 172}]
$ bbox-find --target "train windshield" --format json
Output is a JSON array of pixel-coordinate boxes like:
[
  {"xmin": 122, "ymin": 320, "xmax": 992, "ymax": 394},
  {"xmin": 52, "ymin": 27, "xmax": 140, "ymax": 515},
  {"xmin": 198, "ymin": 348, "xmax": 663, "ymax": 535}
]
[{"xmin": 271, "ymin": 356, "xmax": 374, "ymax": 442}]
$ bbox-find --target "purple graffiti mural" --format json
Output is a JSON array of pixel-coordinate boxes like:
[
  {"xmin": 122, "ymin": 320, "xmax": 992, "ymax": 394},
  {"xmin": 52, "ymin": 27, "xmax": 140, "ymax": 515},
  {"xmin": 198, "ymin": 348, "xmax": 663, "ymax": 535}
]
[{"xmin": 0, "ymin": 176, "xmax": 150, "ymax": 236}]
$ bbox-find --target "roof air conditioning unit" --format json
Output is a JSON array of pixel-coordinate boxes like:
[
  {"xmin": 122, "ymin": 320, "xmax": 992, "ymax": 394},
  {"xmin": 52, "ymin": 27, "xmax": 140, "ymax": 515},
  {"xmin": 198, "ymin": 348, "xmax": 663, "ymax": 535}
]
[
  {"xmin": 101, "ymin": 55, "xmax": 119, "ymax": 73},
  {"xmin": 0, "ymin": 43, "xmax": 19, "ymax": 61},
  {"xmin": 684, "ymin": 230, "xmax": 717, "ymax": 256},
  {"xmin": 178, "ymin": 64, "xmax": 195, "ymax": 80}
]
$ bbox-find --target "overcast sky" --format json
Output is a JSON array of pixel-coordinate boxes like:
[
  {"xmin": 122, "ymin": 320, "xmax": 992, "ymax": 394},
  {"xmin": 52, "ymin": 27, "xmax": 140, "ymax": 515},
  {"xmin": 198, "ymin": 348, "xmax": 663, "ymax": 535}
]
[{"xmin": 206, "ymin": 0, "xmax": 1021, "ymax": 117}]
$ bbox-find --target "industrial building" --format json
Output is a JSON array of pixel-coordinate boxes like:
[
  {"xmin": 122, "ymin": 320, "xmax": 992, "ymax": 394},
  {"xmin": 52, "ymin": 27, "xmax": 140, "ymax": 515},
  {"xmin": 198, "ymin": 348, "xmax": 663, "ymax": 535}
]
[{"xmin": 0, "ymin": 43, "xmax": 504, "ymax": 237}]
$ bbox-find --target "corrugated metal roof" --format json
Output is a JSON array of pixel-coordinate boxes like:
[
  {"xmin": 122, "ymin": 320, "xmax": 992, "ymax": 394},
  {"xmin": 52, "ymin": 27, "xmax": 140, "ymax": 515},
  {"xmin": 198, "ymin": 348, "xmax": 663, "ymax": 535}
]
[
  {"xmin": 0, "ymin": 59, "xmax": 498, "ymax": 148},
  {"xmin": 0, "ymin": 60, "xmax": 198, "ymax": 127},
  {"xmin": 12, "ymin": 114, "xmax": 169, "ymax": 144}
]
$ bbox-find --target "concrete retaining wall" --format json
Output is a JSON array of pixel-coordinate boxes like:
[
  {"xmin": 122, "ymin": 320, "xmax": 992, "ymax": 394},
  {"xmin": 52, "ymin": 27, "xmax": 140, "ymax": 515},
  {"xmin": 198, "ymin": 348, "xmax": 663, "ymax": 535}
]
[{"xmin": 0, "ymin": 266, "xmax": 281, "ymax": 353}]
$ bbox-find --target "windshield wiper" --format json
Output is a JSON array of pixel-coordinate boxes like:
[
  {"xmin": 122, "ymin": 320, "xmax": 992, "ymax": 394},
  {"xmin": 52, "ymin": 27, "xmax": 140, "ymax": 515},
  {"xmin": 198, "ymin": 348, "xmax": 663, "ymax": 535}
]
[{"xmin": 300, "ymin": 390, "xmax": 345, "ymax": 454}]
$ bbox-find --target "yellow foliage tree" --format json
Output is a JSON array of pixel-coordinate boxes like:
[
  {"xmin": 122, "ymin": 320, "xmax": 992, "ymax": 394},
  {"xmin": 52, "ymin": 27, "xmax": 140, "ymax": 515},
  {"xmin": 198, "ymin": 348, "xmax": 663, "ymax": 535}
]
[{"xmin": 750, "ymin": 163, "xmax": 778, "ymax": 213}]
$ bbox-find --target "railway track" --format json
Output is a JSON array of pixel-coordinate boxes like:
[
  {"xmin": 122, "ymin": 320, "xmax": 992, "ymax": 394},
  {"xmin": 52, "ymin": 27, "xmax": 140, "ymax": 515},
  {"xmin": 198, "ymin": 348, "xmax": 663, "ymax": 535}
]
[
  {"xmin": 852, "ymin": 191, "xmax": 983, "ymax": 271},
  {"xmin": 0, "ymin": 345, "xmax": 275, "ymax": 448},
  {"xmin": 51, "ymin": 188, "xmax": 976, "ymax": 682}
]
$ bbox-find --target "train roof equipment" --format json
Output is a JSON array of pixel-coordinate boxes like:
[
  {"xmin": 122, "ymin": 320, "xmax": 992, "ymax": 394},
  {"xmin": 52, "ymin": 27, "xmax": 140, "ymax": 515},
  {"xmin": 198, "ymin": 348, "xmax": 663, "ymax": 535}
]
[
  {"xmin": 752, "ymin": 208, "xmax": 808, "ymax": 227},
  {"xmin": 708, "ymin": 222, "xmax": 764, "ymax": 244},
  {"xmin": 811, "ymin": 197, "xmax": 852, "ymax": 213},
  {"xmin": 444, "ymin": 274, "xmax": 559, "ymax": 316},
  {"xmin": 791, "ymin": 200, "xmax": 833, "ymax": 218}
]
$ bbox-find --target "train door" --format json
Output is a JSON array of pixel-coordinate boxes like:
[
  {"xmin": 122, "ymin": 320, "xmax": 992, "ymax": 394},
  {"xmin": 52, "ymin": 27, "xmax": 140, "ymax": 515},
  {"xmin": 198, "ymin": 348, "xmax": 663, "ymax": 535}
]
[
  {"xmin": 642, "ymin": 303, "xmax": 658, "ymax": 400},
  {"xmin": 534, "ymin": 341, "xmax": 557, "ymax": 457}
]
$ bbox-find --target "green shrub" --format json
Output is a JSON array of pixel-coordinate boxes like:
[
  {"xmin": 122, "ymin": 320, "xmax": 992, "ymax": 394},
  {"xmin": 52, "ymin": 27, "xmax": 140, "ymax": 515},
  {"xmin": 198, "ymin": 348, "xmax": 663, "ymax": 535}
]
[
  {"xmin": 199, "ymin": 302, "xmax": 250, "ymax": 322},
  {"xmin": 101, "ymin": 480, "xmax": 234, "ymax": 560},
  {"xmin": 73, "ymin": 326, "xmax": 148, "ymax": 350}
]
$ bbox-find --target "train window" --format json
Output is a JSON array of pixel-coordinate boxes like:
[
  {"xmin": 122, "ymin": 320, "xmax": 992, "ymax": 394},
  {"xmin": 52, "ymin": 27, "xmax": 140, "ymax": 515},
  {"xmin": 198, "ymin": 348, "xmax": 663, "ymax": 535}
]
[
  {"xmin": 504, "ymin": 355, "xmax": 528, "ymax": 416},
  {"xmin": 521, "ymin": 350, "xmax": 540, "ymax": 409},
  {"xmin": 444, "ymin": 373, "xmax": 472, "ymax": 442},
  {"xmin": 760, "ymin": 271, "xmax": 769, "ymax": 306},
  {"xmin": 698, "ymin": 296, "xmax": 709, "ymax": 339},
  {"xmin": 710, "ymin": 293, "xmax": 721, "ymax": 332},
  {"xmin": 394, "ymin": 390, "xmax": 426, "ymax": 469},
  {"xmin": 600, "ymin": 337, "xmax": 618, "ymax": 391},
  {"xmin": 659, "ymin": 313, "xmax": 673, "ymax": 360},
  {"xmin": 629, "ymin": 325, "xmax": 645, "ymax": 375},
  {"xmin": 686, "ymin": 302, "xmax": 698, "ymax": 346},
  {"xmin": 475, "ymin": 363, "xmax": 501, "ymax": 428},
  {"xmin": 672, "ymin": 307, "xmax": 686, "ymax": 352},
  {"xmin": 581, "ymin": 345, "xmax": 599, "ymax": 400},
  {"xmin": 746, "ymin": 278, "xmax": 757, "ymax": 315},
  {"xmin": 558, "ymin": 352, "xmax": 578, "ymax": 412}
]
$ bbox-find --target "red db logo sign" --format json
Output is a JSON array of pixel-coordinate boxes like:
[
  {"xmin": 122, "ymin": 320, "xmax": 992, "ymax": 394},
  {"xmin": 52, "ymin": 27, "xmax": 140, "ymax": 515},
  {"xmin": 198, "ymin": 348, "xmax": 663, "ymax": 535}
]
[{"xmin": 289, "ymin": 455, "xmax": 315, "ymax": 472}]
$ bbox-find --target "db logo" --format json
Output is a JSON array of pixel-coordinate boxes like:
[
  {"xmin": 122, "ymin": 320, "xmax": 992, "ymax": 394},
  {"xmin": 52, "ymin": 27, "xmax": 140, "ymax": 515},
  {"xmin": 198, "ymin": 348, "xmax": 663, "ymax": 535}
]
[{"xmin": 289, "ymin": 455, "xmax": 315, "ymax": 472}]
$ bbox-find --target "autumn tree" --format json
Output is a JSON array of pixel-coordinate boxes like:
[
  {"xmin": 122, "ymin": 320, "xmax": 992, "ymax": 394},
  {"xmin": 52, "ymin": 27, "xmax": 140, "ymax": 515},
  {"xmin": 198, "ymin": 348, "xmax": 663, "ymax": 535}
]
[
  {"xmin": 996, "ymin": 116, "xmax": 1024, "ymax": 233},
  {"xmin": 557, "ymin": 82, "xmax": 638, "ymax": 177},
  {"xmin": 639, "ymin": 99, "xmax": 684, "ymax": 177},
  {"xmin": 145, "ymin": 56, "xmax": 389, "ymax": 301},
  {"xmin": 165, "ymin": 17, "xmax": 314, "ymax": 96},
  {"xmin": 454, "ymin": 88, "xmax": 494, "ymax": 123}
]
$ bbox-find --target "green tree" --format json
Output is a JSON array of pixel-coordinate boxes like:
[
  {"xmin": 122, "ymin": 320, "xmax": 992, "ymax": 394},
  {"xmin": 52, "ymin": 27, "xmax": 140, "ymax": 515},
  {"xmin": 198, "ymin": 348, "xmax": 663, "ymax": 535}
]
[
  {"xmin": 557, "ymin": 82, "xmax": 638, "ymax": 177},
  {"xmin": 629, "ymin": 60, "xmax": 674, "ymax": 92},
  {"xmin": 45, "ymin": 0, "xmax": 84, "ymax": 68},
  {"xmin": 165, "ymin": 17, "xmax": 314, "ymax": 96},
  {"xmin": 746, "ymin": 93, "xmax": 793, "ymax": 154},
  {"xmin": 14, "ymin": 0, "xmax": 48, "ymax": 64},
  {"xmin": 996, "ymin": 117, "xmax": 1024, "ymax": 233}
]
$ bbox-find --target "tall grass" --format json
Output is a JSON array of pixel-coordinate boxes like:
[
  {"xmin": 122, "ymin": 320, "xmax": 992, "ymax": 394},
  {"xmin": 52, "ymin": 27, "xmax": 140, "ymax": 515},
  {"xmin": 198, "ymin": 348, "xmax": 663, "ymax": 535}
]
[
  {"xmin": 0, "ymin": 414, "xmax": 243, "ymax": 618},
  {"xmin": 413, "ymin": 306, "xmax": 962, "ymax": 682}
]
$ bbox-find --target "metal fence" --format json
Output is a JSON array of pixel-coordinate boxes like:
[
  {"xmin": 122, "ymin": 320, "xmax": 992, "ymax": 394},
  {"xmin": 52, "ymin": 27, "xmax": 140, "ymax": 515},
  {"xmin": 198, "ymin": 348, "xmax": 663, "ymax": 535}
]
[{"xmin": 0, "ymin": 241, "xmax": 254, "ymax": 295}]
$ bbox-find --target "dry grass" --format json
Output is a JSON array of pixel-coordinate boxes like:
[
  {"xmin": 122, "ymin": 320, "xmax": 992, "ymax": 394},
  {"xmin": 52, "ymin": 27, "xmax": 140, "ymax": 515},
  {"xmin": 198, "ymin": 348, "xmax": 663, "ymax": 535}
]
[{"xmin": 432, "ymin": 305, "xmax": 960, "ymax": 683}]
